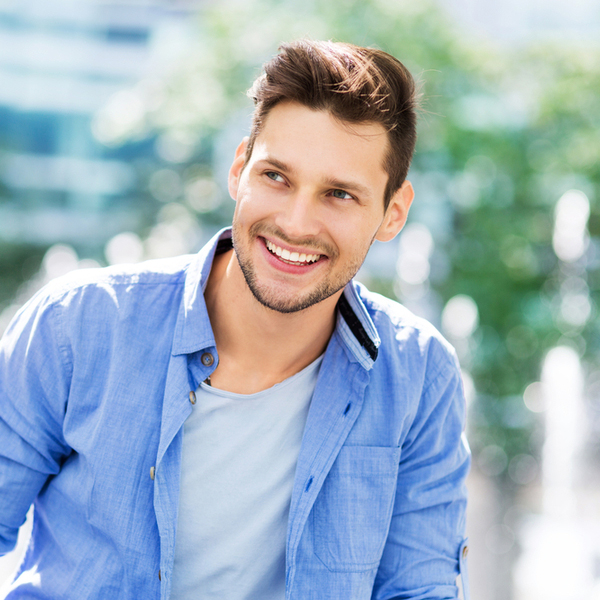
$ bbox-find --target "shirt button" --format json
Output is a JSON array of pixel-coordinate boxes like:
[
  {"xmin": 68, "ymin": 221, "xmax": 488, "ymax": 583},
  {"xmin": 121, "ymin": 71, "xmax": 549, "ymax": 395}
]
[
  {"xmin": 201, "ymin": 352, "xmax": 214, "ymax": 367},
  {"xmin": 150, "ymin": 466, "xmax": 155, "ymax": 480},
  {"xmin": 462, "ymin": 545, "xmax": 469, "ymax": 559},
  {"xmin": 158, "ymin": 569, "xmax": 161, "ymax": 581},
  {"xmin": 189, "ymin": 390, "xmax": 197, "ymax": 405}
]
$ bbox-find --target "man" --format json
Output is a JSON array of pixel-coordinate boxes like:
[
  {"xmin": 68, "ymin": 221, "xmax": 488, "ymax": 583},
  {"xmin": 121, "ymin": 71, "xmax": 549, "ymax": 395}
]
[{"xmin": 0, "ymin": 40, "xmax": 470, "ymax": 599}]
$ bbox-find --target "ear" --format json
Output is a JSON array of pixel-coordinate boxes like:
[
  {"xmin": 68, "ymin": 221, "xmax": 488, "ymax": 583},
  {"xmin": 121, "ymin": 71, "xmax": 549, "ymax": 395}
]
[
  {"xmin": 228, "ymin": 137, "xmax": 249, "ymax": 201},
  {"xmin": 375, "ymin": 181, "xmax": 414, "ymax": 242}
]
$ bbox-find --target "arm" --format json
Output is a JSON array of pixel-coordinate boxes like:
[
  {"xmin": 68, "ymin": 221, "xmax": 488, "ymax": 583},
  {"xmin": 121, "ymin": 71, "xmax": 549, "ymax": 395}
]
[
  {"xmin": 0, "ymin": 287, "xmax": 72, "ymax": 555},
  {"xmin": 372, "ymin": 352, "xmax": 471, "ymax": 600}
]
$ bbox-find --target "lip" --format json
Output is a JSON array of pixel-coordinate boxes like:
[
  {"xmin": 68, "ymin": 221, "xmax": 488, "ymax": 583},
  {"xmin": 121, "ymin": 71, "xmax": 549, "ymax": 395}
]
[{"xmin": 258, "ymin": 236, "xmax": 327, "ymax": 275}]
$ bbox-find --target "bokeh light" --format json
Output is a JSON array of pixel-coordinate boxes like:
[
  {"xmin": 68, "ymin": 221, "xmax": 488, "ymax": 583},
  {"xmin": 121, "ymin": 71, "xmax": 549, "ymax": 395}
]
[{"xmin": 441, "ymin": 294, "xmax": 479, "ymax": 339}]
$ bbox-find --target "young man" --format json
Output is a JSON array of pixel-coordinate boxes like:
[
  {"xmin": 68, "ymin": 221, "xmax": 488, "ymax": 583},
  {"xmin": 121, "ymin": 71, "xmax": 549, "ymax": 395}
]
[{"xmin": 0, "ymin": 40, "xmax": 470, "ymax": 599}]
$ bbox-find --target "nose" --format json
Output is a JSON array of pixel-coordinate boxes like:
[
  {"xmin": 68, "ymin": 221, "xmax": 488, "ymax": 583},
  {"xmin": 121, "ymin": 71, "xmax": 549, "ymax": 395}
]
[{"xmin": 274, "ymin": 189, "xmax": 322, "ymax": 240}]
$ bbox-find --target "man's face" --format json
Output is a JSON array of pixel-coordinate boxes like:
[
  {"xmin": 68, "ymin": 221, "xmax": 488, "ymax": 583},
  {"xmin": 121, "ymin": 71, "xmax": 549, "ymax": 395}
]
[{"xmin": 228, "ymin": 101, "xmax": 412, "ymax": 314}]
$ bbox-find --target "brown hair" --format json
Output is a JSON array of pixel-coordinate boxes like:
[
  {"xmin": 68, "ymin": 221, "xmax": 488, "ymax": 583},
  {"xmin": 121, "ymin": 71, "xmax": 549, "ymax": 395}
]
[{"xmin": 245, "ymin": 39, "xmax": 419, "ymax": 210}]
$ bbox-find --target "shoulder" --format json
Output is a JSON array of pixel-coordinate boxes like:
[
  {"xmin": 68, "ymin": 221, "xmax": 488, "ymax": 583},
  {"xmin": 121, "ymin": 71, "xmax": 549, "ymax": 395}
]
[
  {"xmin": 34, "ymin": 254, "xmax": 194, "ymax": 308},
  {"xmin": 6, "ymin": 255, "xmax": 195, "ymax": 338},
  {"xmin": 355, "ymin": 283, "xmax": 459, "ymax": 380},
  {"xmin": 354, "ymin": 285, "xmax": 466, "ymax": 439},
  {"xmin": 47, "ymin": 255, "xmax": 194, "ymax": 296}
]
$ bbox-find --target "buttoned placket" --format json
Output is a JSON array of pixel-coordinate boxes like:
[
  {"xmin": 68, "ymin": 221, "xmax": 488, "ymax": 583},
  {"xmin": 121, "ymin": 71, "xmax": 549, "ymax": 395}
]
[{"xmin": 152, "ymin": 344, "xmax": 218, "ymax": 599}]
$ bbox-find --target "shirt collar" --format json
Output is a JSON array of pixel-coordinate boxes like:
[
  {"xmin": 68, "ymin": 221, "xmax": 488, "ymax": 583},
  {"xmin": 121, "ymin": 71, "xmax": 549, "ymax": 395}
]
[
  {"xmin": 171, "ymin": 228, "xmax": 230, "ymax": 356},
  {"xmin": 171, "ymin": 227, "xmax": 381, "ymax": 369}
]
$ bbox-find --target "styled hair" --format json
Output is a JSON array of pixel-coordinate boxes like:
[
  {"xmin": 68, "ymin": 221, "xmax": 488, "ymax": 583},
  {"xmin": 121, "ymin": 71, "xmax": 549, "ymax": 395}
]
[{"xmin": 246, "ymin": 39, "xmax": 419, "ymax": 210}]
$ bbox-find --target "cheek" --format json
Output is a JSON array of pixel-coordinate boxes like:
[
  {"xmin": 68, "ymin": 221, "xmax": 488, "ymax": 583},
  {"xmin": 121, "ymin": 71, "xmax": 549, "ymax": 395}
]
[
  {"xmin": 237, "ymin": 180, "xmax": 276, "ymax": 211},
  {"xmin": 329, "ymin": 215, "xmax": 380, "ymax": 252},
  {"xmin": 233, "ymin": 188, "xmax": 265, "ymax": 223}
]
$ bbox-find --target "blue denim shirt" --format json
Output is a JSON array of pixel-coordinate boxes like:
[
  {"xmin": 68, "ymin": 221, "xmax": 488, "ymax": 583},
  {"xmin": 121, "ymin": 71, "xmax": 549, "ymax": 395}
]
[{"xmin": 0, "ymin": 228, "xmax": 470, "ymax": 600}]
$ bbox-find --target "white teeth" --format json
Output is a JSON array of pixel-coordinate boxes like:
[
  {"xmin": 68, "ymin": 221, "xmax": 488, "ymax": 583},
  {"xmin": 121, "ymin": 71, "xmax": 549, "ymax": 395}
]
[{"xmin": 265, "ymin": 240, "xmax": 320, "ymax": 264}]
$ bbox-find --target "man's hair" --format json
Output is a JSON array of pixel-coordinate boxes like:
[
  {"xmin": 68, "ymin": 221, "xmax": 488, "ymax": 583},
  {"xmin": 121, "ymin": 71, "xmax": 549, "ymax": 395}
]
[{"xmin": 245, "ymin": 39, "xmax": 419, "ymax": 210}]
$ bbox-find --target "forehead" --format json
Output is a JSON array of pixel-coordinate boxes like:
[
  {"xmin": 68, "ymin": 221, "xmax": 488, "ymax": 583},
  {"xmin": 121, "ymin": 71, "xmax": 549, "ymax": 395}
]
[{"xmin": 251, "ymin": 101, "xmax": 389, "ymax": 192}]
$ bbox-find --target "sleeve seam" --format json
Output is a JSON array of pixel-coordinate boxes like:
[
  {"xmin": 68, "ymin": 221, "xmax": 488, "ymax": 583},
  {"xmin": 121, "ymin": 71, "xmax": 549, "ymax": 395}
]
[{"xmin": 50, "ymin": 299, "xmax": 74, "ymax": 391}]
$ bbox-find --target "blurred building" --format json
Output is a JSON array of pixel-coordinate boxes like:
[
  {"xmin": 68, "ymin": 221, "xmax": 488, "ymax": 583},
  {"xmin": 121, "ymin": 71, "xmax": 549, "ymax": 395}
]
[{"xmin": 0, "ymin": 0, "xmax": 197, "ymax": 250}]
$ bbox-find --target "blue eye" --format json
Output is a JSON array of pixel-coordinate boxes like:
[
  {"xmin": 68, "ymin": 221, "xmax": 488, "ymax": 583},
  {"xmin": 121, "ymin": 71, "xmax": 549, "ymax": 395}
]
[
  {"xmin": 266, "ymin": 171, "xmax": 284, "ymax": 182},
  {"xmin": 331, "ymin": 189, "xmax": 352, "ymax": 200}
]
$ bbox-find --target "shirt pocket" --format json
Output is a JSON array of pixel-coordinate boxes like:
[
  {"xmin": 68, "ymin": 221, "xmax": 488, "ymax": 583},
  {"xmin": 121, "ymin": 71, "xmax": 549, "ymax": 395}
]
[{"xmin": 312, "ymin": 445, "xmax": 401, "ymax": 572}]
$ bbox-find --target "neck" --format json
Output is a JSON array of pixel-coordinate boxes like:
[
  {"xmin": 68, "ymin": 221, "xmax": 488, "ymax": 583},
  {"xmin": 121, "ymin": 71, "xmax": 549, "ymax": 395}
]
[{"xmin": 204, "ymin": 249, "xmax": 339, "ymax": 394}]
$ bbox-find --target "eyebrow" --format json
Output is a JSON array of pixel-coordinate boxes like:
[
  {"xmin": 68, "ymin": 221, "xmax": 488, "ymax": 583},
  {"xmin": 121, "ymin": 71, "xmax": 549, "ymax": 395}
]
[
  {"xmin": 259, "ymin": 157, "xmax": 294, "ymax": 174},
  {"xmin": 256, "ymin": 157, "xmax": 372, "ymax": 198}
]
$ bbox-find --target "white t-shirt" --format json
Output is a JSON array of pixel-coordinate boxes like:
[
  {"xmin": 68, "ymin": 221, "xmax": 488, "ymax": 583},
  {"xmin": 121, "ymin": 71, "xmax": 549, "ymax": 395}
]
[{"xmin": 170, "ymin": 355, "xmax": 323, "ymax": 600}]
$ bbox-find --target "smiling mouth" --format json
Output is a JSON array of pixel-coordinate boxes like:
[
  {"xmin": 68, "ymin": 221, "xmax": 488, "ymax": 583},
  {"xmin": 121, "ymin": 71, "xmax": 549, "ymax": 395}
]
[{"xmin": 264, "ymin": 239, "xmax": 323, "ymax": 265}]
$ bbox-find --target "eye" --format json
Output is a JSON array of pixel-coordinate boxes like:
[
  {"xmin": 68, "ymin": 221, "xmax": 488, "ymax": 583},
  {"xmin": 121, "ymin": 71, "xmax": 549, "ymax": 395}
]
[
  {"xmin": 265, "ymin": 171, "xmax": 285, "ymax": 183},
  {"xmin": 330, "ymin": 189, "xmax": 353, "ymax": 200}
]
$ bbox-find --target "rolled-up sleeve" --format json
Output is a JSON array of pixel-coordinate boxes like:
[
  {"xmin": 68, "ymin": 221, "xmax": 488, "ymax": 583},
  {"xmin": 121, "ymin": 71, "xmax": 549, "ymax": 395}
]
[{"xmin": 372, "ymin": 350, "xmax": 471, "ymax": 600}]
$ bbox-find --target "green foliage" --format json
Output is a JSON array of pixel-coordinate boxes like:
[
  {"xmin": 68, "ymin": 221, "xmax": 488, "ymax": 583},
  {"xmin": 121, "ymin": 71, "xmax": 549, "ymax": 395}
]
[{"xmin": 0, "ymin": 242, "xmax": 45, "ymax": 308}]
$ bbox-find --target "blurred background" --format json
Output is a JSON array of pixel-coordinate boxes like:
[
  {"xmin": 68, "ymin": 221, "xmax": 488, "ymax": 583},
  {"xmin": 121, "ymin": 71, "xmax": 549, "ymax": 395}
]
[{"xmin": 0, "ymin": 0, "xmax": 599, "ymax": 597}]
